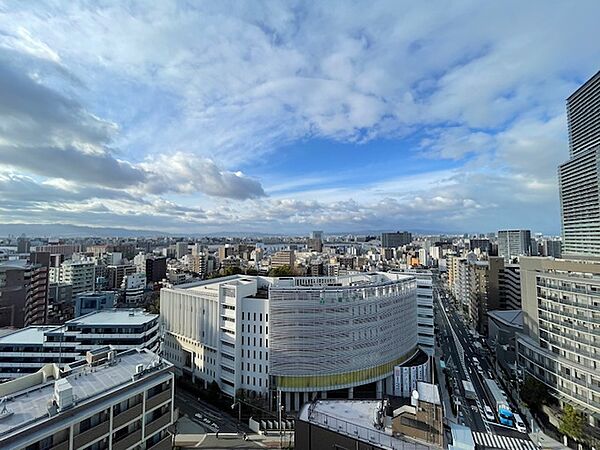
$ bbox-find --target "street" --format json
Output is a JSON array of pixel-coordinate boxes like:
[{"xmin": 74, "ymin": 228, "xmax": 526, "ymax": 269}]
[{"xmin": 433, "ymin": 273, "xmax": 537, "ymax": 450}]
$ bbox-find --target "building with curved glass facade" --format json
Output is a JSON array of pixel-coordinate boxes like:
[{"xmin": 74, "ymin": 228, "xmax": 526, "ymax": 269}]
[{"xmin": 160, "ymin": 272, "xmax": 418, "ymax": 411}]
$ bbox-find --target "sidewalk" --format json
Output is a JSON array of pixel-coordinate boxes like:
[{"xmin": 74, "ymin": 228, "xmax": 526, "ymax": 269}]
[{"xmin": 435, "ymin": 351, "xmax": 456, "ymax": 423}]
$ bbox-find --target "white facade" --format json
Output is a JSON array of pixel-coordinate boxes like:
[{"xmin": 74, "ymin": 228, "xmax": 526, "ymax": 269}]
[
  {"xmin": 122, "ymin": 272, "xmax": 146, "ymax": 303},
  {"xmin": 54, "ymin": 259, "xmax": 96, "ymax": 295},
  {"xmin": 161, "ymin": 273, "xmax": 418, "ymax": 410},
  {"xmin": 393, "ymin": 349, "xmax": 431, "ymax": 397},
  {"xmin": 0, "ymin": 309, "xmax": 159, "ymax": 379}
]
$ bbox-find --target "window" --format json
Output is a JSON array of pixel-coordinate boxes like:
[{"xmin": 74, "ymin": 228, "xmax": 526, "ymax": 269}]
[{"xmin": 260, "ymin": 313, "xmax": 263, "ymax": 321}]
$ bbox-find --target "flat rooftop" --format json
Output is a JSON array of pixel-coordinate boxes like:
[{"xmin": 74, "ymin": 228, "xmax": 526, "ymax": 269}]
[
  {"xmin": 67, "ymin": 309, "xmax": 157, "ymax": 326},
  {"xmin": 0, "ymin": 326, "xmax": 58, "ymax": 345},
  {"xmin": 0, "ymin": 348, "xmax": 172, "ymax": 439},
  {"xmin": 299, "ymin": 400, "xmax": 437, "ymax": 450}
]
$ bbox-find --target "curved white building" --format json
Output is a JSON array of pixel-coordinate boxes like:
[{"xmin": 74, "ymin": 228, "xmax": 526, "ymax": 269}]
[
  {"xmin": 160, "ymin": 272, "xmax": 418, "ymax": 411},
  {"xmin": 269, "ymin": 274, "xmax": 417, "ymax": 400}
]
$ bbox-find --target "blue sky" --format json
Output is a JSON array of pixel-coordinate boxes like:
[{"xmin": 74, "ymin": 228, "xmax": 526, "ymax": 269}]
[{"xmin": 0, "ymin": 1, "xmax": 599, "ymax": 234}]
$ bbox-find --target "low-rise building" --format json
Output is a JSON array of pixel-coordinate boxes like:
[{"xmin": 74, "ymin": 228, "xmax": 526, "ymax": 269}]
[
  {"xmin": 0, "ymin": 347, "xmax": 174, "ymax": 450},
  {"xmin": 0, "ymin": 309, "xmax": 159, "ymax": 379}
]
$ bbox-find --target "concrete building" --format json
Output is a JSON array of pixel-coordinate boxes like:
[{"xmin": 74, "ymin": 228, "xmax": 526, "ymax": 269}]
[
  {"xmin": 160, "ymin": 273, "xmax": 418, "ymax": 411},
  {"xmin": 560, "ymin": 70, "xmax": 600, "ymax": 257},
  {"xmin": 270, "ymin": 249, "xmax": 295, "ymax": 269},
  {"xmin": 542, "ymin": 239, "xmax": 562, "ymax": 258},
  {"xmin": 32, "ymin": 244, "xmax": 81, "ymax": 258},
  {"xmin": 382, "ymin": 231, "xmax": 412, "ymax": 249},
  {"xmin": 74, "ymin": 291, "xmax": 116, "ymax": 317},
  {"xmin": 175, "ymin": 241, "xmax": 188, "ymax": 259},
  {"xmin": 51, "ymin": 259, "xmax": 96, "ymax": 295},
  {"xmin": 17, "ymin": 236, "xmax": 30, "ymax": 253},
  {"xmin": 146, "ymin": 256, "xmax": 167, "ymax": 283},
  {"xmin": 296, "ymin": 398, "xmax": 440, "ymax": 450},
  {"xmin": 488, "ymin": 309, "xmax": 523, "ymax": 376},
  {"xmin": 392, "ymin": 269, "xmax": 434, "ymax": 355},
  {"xmin": 122, "ymin": 272, "xmax": 146, "ymax": 304},
  {"xmin": 106, "ymin": 264, "xmax": 136, "ymax": 290},
  {"xmin": 392, "ymin": 382, "xmax": 444, "ymax": 447},
  {"xmin": 0, "ymin": 309, "xmax": 159, "ymax": 379},
  {"xmin": 0, "ymin": 347, "xmax": 174, "ymax": 450},
  {"xmin": 393, "ymin": 348, "xmax": 431, "ymax": 398},
  {"xmin": 47, "ymin": 282, "xmax": 74, "ymax": 324},
  {"xmin": 517, "ymin": 257, "xmax": 600, "ymax": 436},
  {"xmin": 497, "ymin": 230, "xmax": 531, "ymax": 262},
  {"xmin": 0, "ymin": 261, "xmax": 49, "ymax": 328}
]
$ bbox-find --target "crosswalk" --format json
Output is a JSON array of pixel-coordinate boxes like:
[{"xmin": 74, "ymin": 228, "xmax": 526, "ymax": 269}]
[{"xmin": 472, "ymin": 432, "xmax": 538, "ymax": 450}]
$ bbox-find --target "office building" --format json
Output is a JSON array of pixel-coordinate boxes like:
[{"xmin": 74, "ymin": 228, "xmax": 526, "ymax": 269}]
[
  {"xmin": 161, "ymin": 273, "xmax": 418, "ymax": 411},
  {"xmin": 0, "ymin": 347, "xmax": 174, "ymax": 450},
  {"xmin": 175, "ymin": 241, "xmax": 188, "ymax": 259},
  {"xmin": 542, "ymin": 239, "xmax": 563, "ymax": 258},
  {"xmin": 74, "ymin": 291, "xmax": 116, "ymax": 317},
  {"xmin": 17, "ymin": 236, "xmax": 30, "ymax": 253},
  {"xmin": 106, "ymin": 264, "xmax": 136, "ymax": 290},
  {"xmin": 382, "ymin": 231, "xmax": 412, "ymax": 248},
  {"xmin": 308, "ymin": 231, "xmax": 323, "ymax": 252},
  {"xmin": 270, "ymin": 249, "xmax": 295, "ymax": 269},
  {"xmin": 0, "ymin": 309, "xmax": 159, "ymax": 379},
  {"xmin": 560, "ymin": 70, "xmax": 600, "ymax": 257},
  {"xmin": 32, "ymin": 244, "xmax": 82, "ymax": 258},
  {"xmin": 497, "ymin": 229, "xmax": 531, "ymax": 262},
  {"xmin": 146, "ymin": 255, "xmax": 167, "ymax": 283}
]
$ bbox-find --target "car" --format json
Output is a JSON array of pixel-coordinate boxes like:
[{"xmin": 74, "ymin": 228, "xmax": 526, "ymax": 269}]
[
  {"xmin": 483, "ymin": 405, "xmax": 496, "ymax": 422},
  {"xmin": 514, "ymin": 413, "xmax": 527, "ymax": 433}
]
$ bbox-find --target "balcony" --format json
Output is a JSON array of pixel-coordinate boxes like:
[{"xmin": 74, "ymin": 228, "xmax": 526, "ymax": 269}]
[
  {"xmin": 145, "ymin": 411, "xmax": 172, "ymax": 436},
  {"xmin": 48, "ymin": 439, "xmax": 70, "ymax": 450},
  {"xmin": 146, "ymin": 389, "xmax": 171, "ymax": 411},
  {"xmin": 147, "ymin": 434, "xmax": 172, "ymax": 450},
  {"xmin": 73, "ymin": 420, "xmax": 110, "ymax": 449},
  {"xmin": 112, "ymin": 429, "xmax": 142, "ymax": 450},
  {"xmin": 113, "ymin": 403, "xmax": 143, "ymax": 429}
]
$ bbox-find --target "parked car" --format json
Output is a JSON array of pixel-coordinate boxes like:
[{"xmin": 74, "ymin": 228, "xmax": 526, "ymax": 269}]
[
  {"xmin": 483, "ymin": 405, "xmax": 496, "ymax": 422},
  {"xmin": 514, "ymin": 413, "xmax": 527, "ymax": 433}
]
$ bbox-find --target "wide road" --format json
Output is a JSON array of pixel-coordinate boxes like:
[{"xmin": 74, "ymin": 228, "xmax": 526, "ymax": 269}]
[{"xmin": 432, "ymin": 272, "xmax": 532, "ymax": 446}]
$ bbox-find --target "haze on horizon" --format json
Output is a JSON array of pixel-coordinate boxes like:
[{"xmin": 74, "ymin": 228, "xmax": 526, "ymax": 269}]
[{"xmin": 0, "ymin": 1, "xmax": 599, "ymax": 235}]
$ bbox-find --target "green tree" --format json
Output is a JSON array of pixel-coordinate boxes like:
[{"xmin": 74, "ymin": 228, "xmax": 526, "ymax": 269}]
[
  {"xmin": 223, "ymin": 266, "xmax": 243, "ymax": 276},
  {"xmin": 560, "ymin": 404, "xmax": 584, "ymax": 440},
  {"xmin": 268, "ymin": 265, "xmax": 294, "ymax": 277},
  {"xmin": 521, "ymin": 376, "xmax": 549, "ymax": 409},
  {"xmin": 146, "ymin": 298, "xmax": 160, "ymax": 314}
]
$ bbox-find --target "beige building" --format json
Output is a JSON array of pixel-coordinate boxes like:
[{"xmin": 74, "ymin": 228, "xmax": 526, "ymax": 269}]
[
  {"xmin": 517, "ymin": 257, "xmax": 600, "ymax": 443},
  {"xmin": 270, "ymin": 249, "xmax": 295, "ymax": 269}
]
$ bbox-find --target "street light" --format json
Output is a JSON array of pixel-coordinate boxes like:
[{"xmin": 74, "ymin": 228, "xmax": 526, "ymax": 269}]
[{"xmin": 231, "ymin": 400, "xmax": 241, "ymax": 424}]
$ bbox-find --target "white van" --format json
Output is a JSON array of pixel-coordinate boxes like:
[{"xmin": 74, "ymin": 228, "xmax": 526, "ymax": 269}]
[{"xmin": 514, "ymin": 413, "xmax": 527, "ymax": 433}]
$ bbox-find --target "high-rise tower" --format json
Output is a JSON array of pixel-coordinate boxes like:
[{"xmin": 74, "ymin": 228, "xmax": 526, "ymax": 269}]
[{"xmin": 559, "ymin": 71, "xmax": 600, "ymax": 256}]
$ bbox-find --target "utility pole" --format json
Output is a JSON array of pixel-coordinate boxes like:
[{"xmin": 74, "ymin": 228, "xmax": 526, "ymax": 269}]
[{"xmin": 278, "ymin": 390, "xmax": 282, "ymax": 449}]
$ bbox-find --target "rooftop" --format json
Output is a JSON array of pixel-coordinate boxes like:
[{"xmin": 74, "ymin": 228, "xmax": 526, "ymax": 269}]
[
  {"xmin": 0, "ymin": 326, "xmax": 57, "ymax": 345},
  {"xmin": 417, "ymin": 382, "xmax": 441, "ymax": 406},
  {"xmin": 66, "ymin": 309, "xmax": 157, "ymax": 326},
  {"xmin": 299, "ymin": 400, "xmax": 437, "ymax": 450},
  {"xmin": 0, "ymin": 348, "xmax": 172, "ymax": 440},
  {"xmin": 488, "ymin": 309, "xmax": 523, "ymax": 329}
]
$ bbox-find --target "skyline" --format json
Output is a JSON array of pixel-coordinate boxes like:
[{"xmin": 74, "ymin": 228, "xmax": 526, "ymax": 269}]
[{"xmin": 1, "ymin": 2, "xmax": 599, "ymax": 234}]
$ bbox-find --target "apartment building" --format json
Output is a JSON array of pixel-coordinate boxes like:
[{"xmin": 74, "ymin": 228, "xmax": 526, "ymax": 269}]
[
  {"xmin": 517, "ymin": 257, "xmax": 600, "ymax": 439},
  {"xmin": 0, "ymin": 347, "xmax": 174, "ymax": 450},
  {"xmin": 51, "ymin": 259, "xmax": 96, "ymax": 295},
  {"xmin": 0, "ymin": 309, "xmax": 159, "ymax": 379},
  {"xmin": 497, "ymin": 230, "xmax": 532, "ymax": 262},
  {"xmin": 161, "ymin": 273, "xmax": 418, "ymax": 411}
]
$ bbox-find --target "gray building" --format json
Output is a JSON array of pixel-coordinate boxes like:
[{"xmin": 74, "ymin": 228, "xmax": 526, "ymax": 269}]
[
  {"xmin": 0, "ymin": 347, "xmax": 174, "ymax": 450},
  {"xmin": 487, "ymin": 309, "xmax": 523, "ymax": 376},
  {"xmin": 560, "ymin": 70, "xmax": 600, "ymax": 257},
  {"xmin": 47, "ymin": 282, "xmax": 74, "ymax": 324},
  {"xmin": 497, "ymin": 230, "xmax": 531, "ymax": 262},
  {"xmin": 382, "ymin": 231, "xmax": 412, "ymax": 248},
  {"xmin": 74, "ymin": 291, "xmax": 116, "ymax": 317}
]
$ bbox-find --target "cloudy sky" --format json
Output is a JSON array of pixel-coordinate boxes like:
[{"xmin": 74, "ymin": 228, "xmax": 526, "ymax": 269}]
[{"xmin": 0, "ymin": 1, "xmax": 598, "ymax": 235}]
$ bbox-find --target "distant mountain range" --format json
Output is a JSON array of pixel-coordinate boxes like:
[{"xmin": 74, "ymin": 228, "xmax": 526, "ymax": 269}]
[{"xmin": 0, "ymin": 223, "xmax": 462, "ymax": 239}]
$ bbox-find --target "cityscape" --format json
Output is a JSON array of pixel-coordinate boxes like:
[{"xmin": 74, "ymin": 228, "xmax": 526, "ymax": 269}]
[{"xmin": 0, "ymin": 2, "xmax": 599, "ymax": 450}]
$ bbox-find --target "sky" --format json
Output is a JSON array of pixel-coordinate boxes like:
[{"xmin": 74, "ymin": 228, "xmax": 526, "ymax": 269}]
[{"xmin": 0, "ymin": 1, "xmax": 599, "ymax": 235}]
